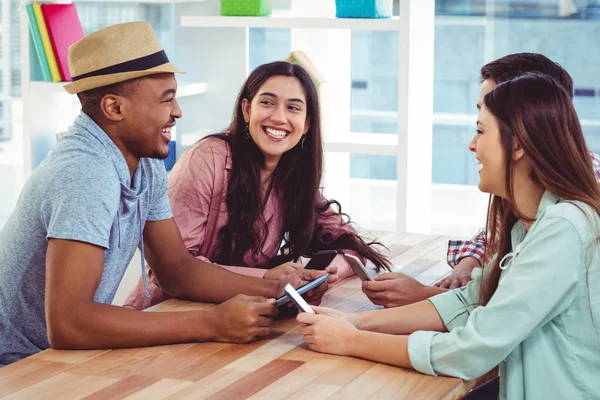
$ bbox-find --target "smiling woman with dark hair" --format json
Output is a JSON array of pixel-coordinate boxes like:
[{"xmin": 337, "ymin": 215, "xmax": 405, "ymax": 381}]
[{"xmin": 125, "ymin": 61, "xmax": 390, "ymax": 310}]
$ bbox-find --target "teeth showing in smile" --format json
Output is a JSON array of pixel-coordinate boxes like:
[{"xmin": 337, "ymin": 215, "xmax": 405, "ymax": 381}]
[
  {"xmin": 161, "ymin": 127, "xmax": 172, "ymax": 135},
  {"xmin": 476, "ymin": 158, "xmax": 483, "ymax": 172},
  {"xmin": 265, "ymin": 127, "xmax": 289, "ymax": 139}
]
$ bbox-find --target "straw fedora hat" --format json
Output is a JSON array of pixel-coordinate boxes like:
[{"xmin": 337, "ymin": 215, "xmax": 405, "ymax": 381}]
[{"xmin": 63, "ymin": 21, "xmax": 184, "ymax": 94}]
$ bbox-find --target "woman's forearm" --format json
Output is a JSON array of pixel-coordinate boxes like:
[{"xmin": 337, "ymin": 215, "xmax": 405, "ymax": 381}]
[
  {"xmin": 355, "ymin": 299, "xmax": 446, "ymax": 335},
  {"xmin": 347, "ymin": 330, "xmax": 412, "ymax": 369}
]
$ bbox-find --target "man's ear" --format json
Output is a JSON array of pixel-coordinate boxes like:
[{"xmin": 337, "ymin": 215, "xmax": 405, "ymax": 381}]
[
  {"xmin": 99, "ymin": 95, "xmax": 126, "ymax": 122},
  {"xmin": 512, "ymin": 138, "xmax": 525, "ymax": 161},
  {"xmin": 241, "ymin": 98, "xmax": 251, "ymax": 123}
]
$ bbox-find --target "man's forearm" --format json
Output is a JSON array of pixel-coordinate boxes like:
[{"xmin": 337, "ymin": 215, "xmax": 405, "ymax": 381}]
[
  {"xmin": 164, "ymin": 256, "xmax": 279, "ymax": 303},
  {"xmin": 48, "ymin": 302, "xmax": 217, "ymax": 350}
]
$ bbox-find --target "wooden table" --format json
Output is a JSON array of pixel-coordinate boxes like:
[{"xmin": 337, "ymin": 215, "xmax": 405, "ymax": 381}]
[{"xmin": 0, "ymin": 233, "xmax": 478, "ymax": 399}]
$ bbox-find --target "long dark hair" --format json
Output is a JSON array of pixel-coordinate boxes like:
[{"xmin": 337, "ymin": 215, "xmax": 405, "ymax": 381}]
[
  {"xmin": 206, "ymin": 61, "xmax": 390, "ymax": 271},
  {"xmin": 480, "ymin": 73, "xmax": 600, "ymax": 306}
]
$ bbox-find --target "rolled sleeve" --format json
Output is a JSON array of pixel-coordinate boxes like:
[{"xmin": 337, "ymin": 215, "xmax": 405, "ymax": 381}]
[
  {"xmin": 447, "ymin": 229, "xmax": 486, "ymax": 267},
  {"xmin": 408, "ymin": 330, "xmax": 438, "ymax": 376},
  {"xmin": 429, "ymin": 293, "xmax": 472, "ymax": 331},
  {"xmin": 429, "ymin": 267, "xmax": 483, "ymax": 330}
]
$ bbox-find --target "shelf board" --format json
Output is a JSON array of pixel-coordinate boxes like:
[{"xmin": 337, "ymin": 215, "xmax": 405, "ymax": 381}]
[
  {"xmin": 325, "ymin": 132, "xmax": 398, "ymax": 156},
  {"xmin": 29, "ymin": 81, "xmax": 208, "ymax": 98},
  {"xmin": 180, "ymin": 131, "xmax": 399, "ymax": 153},
  {"xmin": 181, "ymin": 12, "xmax": 401, "ymax": 31},
  {"xmin": 178, "ymin": 131, "xmax": 399, "ymax": 154}
]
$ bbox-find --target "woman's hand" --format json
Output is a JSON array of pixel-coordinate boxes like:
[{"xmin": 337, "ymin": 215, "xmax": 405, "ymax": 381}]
[
  {"xmin": 297, "ymin": 311, "xmax": 358, "ymax": 356},
  {"xmin": 264, "ymin": 262, "xmax": 304, "ymax": 281},
  {"xmin": 311, "ymin": 306, "xmax": 360, "ymax": 327}
]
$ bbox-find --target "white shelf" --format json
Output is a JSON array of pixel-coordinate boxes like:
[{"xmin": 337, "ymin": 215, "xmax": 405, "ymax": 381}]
[
  {"xmin": 29, "ymin": 81, "xmax": 208, "ymax": 98},
  {"xmin": 29, "ymin": 82, "xmax": 70, "ymax": 95},
  {"xmin": 181, "ymin": 12, "xmax": 401, "ymax": 31},
  {"xmin": 324, "ymin": 132, "xmax": 398, "ymax": 156},
  {"xmin": 180, "ymin": 132, "xmax": 399, "ymax": 154}
]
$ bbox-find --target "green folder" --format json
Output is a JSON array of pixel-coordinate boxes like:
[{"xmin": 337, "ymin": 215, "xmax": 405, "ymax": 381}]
[{"xmin": 26, "ymin": 4, "xmax": 52, "ymax": 82}]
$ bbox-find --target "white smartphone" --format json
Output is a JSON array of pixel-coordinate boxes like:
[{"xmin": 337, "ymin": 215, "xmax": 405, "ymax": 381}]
[
  {"xmin": 282, "ymin": 284, "xmax": 315, "ymax": 314},
  {"xmin": 344, "ymin": 254, "xmax": 375, "ymax": 281}
]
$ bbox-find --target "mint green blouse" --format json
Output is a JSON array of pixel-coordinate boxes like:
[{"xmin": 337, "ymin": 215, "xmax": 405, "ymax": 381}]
[{"xmin": 408, "ymin": 191, "xmax": 600, "ymax": 400}]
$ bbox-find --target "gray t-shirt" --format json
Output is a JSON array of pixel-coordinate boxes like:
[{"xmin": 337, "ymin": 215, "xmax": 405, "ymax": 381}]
[{"xmin": 0, "ymin": 113, "xmax": 172, "ymax": 367}]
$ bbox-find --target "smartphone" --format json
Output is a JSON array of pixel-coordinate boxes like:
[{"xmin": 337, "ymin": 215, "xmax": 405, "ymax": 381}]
[
  {"xmin": 282, "ymin": 284, "xmax": 315, "ymax": 313},
  {"xmin": 344, "ymin": 253, "xmax": 374, "ymax": 281},
  {"xmin": 275, "ymin": 273, "xmax": 329, "ymax": 307},
  {"xmin": 305, "ymin": 250, "xmax": 338, "ymax": 271}
]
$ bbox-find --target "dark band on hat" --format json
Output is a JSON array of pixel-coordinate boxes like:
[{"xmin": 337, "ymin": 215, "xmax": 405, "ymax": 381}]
[{"xmin": 71, "ymin": 50, "xmax": 169, "ymax": 81}]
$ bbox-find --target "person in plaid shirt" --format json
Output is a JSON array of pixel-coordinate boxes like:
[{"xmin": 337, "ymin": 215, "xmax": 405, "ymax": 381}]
[{"xmin": 362, "ymin": 53, "xmax": 600, "ymax": 308}]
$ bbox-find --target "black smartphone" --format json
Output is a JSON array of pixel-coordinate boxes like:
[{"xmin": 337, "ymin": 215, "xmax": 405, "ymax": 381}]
[{"xmin": 304, "ymin": 249, "xmax": 337, "ymax": 271}]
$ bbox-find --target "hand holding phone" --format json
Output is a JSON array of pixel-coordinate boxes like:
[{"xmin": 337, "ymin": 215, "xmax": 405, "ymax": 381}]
[
  {"xmin": 344, "ymin": 254, "xmax": 374, "ymax": 281},
  {"xmin": 275, "ymin": 273, "xmax": 329, "ymax": 308},
  {"xmin": 283, "ymin": 284, "xmax": 315, "ymax": 313}
]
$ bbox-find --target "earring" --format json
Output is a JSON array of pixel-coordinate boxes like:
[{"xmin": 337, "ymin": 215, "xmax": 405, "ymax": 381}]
[
  {"xmin": 301, "ymin": 134, "xmax": 307, "ymax": 151},
  {"xmin": 245, "ymin": 122, "xmax": 250, "ymax": 139}
]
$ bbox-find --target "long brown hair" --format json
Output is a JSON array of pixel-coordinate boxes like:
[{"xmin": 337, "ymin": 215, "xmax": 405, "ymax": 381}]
[
  {"xmin": 197, "ymin": 62, "xmax": 390, "ymax": 271},
  {"xmin": 479, "ymin": 73, "xmax": 600, "ymax": 305}
]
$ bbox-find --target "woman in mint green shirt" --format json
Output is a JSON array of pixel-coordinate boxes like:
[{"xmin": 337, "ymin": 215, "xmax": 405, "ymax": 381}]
[{"xmin": 296, "ymin": 73, "xmax": 600, "ymax": 400}]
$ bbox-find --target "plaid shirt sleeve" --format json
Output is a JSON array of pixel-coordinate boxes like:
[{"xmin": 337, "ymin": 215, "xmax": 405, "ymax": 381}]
[{"xmin": 447, "ymin": 229, "xmax": 486, "ymax": 268}]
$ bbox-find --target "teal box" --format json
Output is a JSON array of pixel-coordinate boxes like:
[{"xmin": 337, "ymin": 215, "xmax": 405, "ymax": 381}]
[
  {"xmin": 335, "ymin": 0, "xmax": 393, "ymax": 18},
  {"xmin": 221, "ymin": 0, "xmax": 272, "ymax": 16}
]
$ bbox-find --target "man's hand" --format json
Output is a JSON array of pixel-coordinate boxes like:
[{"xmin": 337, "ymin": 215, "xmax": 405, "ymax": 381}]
[
  {"xmin": 277, "ymin": 269, "xmax": 329, "ymax": 306},
  {"xmin": 207, "ymin": 294, "xmax": 277, "ymax": 343},
  {"xmin": 263, "ymin": 262, "xmax": 304, "ymax": 280},
  {"xmin": 434, "ymin": 257, "xmax": 480, "ymax": 289},
  {"xmin": 362, "ymin": 272, "xmax": 437, "ymax": 308}
]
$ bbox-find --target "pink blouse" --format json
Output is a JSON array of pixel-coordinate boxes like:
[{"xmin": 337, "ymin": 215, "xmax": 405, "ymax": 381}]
[{"xmin": 125, "ymin": 137, "xmax": 358, "ymax": 310}]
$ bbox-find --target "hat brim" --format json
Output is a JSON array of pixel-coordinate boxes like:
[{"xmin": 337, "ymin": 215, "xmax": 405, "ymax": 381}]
[{"xmin": 63, "ymin": 62, "xmax": 185, "ymax": 94}]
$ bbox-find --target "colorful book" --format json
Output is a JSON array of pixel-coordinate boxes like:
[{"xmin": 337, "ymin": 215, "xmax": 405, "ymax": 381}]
[
  {"xmin": 25, "ymin": 4, "xmax": 52, "ymax": 82},
  {"xmin": 28, "ymin": 33, "xmax": 45, "ymax": 82},
  {"xmin": 41, "ymin": 4, "xmax": 84, "ymax": 82},
  {"xmin": 32, "ymin": 3, "xmax": 61, "ymax": 82}
]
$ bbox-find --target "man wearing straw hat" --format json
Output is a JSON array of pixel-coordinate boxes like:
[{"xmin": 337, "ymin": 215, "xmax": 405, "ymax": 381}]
[{"xmin": 0, "ymin": 21, "xmax": 326, "ymax": 367}]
